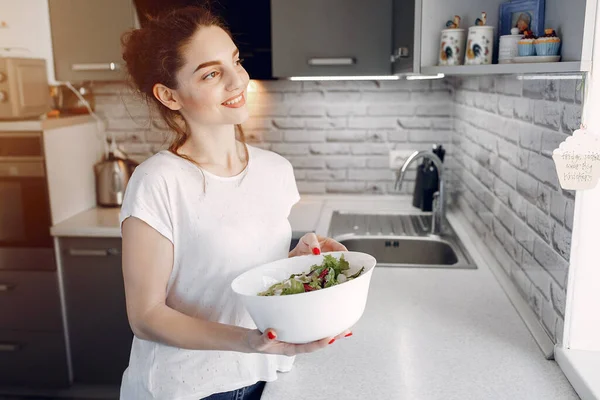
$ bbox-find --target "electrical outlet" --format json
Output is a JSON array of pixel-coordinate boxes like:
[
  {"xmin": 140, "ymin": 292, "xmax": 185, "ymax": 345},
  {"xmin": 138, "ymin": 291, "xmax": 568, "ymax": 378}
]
[{"xmin": 388, "ymin": 150, "xmax": 414, "ymax": 170}]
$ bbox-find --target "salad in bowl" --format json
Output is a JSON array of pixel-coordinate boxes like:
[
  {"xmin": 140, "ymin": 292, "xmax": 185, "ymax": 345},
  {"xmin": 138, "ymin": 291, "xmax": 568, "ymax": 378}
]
[
  {"xmin": 231, "ymin": 251, "xmax": 376, "ymax": 343},
  {"xmin": 258, "ymin": 254, "xmax": 365, "ymax": 296}
]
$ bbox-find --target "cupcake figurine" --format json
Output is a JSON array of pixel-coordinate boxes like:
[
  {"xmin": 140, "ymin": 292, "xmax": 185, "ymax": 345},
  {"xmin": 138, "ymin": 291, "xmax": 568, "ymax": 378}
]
[
  {"xmin": 518, "ymin": 30, "xmax": 537, "ymax": 56},
  {"xmin": 535, "ymin": 29, "xmax": 561, "ymax": 56}
]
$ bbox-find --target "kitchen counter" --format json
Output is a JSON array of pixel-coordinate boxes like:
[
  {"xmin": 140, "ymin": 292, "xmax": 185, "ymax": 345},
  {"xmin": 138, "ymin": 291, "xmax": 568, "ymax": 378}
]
[
  {"xmin": 50, "ymin": 206, "xmax": 122, "ymax": 237},
  {"xmin": 0, "ymin": 114, "xmax": 96, "ymax": 131},
  {"xmin": 49, "ymin": 195, "xmax": 579, "ymax": 399},
  {"xmin": 49, "ymin": 195, "xmax": 419, "ymax": 238},
  {"xmin": 261, "ymin": 211, "xmax": 578, "ymax": 400}
]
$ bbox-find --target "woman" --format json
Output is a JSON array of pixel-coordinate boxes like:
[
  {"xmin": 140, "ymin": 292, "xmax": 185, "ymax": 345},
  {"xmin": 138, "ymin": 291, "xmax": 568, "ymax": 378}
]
[{"xmin": 119, "ymin": 6, "xmax": 351, "ymax": 400}]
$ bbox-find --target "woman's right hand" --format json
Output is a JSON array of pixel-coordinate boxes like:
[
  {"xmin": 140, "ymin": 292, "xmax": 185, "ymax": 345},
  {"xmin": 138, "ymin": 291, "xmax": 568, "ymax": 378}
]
[{"xmin": 245, "ymin": 328, "xmax": 353, "ymax": 356}]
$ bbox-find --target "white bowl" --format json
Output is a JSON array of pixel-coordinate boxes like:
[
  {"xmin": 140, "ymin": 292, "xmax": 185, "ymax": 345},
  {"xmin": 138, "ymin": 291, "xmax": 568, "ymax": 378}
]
[{"xmin": 231, "ymin": 251, "xmax": 377, "ymax": 344}]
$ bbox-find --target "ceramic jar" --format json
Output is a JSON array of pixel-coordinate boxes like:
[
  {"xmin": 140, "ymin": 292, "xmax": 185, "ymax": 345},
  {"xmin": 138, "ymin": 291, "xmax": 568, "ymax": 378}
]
[
  {"xmin": 498, "ymin": 27, "xmax": 521, "ymax": 64},
  {"xmin": 464, "ymin": 25, "xmax": 494, "ymax": 65},
  {"xmin": 438, "ymin": 28, "xmax": 466, "ymax": 66}
]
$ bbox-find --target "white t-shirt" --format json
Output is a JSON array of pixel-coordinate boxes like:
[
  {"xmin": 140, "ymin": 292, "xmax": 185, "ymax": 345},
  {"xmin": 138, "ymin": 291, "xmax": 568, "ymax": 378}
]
[{"xmin": 119, "ymin": 144, "xmax": 300, "ymax": 400}]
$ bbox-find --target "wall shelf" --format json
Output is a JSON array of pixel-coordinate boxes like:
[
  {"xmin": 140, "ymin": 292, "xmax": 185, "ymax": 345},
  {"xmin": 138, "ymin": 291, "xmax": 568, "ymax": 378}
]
[
  {"xmin": 421, "ymin": 61, "xmax": 589, "ymax": 76},
  {"xmin": 419, "ymin": 0, "xmax": 594, "ymax": 77}
]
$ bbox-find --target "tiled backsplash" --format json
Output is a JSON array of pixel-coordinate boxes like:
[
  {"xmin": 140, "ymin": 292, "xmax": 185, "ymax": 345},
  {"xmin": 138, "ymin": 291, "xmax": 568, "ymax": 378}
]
[
  {"xmin": 452, "ymin": 75, "xmax": 582, "ymax": 345},
  {"xmin": 93, "ymin": 73, "xmax": 582, "ymax": 345},
  {"xmin": 93, "ymin": 79, "xmax": 453, "ymax": 195}
]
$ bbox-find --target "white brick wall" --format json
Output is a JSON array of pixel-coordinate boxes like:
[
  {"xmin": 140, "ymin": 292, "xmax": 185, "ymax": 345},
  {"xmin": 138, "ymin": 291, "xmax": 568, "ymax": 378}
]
[
  {"xmin": 250, "ymin": 80, "xmax": 452, "ymax": 194},
  {"xmin": 452, "ymin": 75, "xmax": 583, "ymax": 345},
  {"xmin": 93, "ymin": 79, "xmax": 452, "ymax": 195}
]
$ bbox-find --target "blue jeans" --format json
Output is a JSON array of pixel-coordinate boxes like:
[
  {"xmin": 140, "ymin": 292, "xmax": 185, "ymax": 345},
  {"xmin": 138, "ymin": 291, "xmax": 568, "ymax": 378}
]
[{"xmin": 201, "ymin": 381, "xmax": 266, "ymax": 400}]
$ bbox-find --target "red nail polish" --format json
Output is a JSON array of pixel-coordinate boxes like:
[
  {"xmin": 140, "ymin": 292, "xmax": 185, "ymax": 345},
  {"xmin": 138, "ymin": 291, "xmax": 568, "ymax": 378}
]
[
  {"xmin": 345, "ymin": 332, "xmax": 353, "ymax": 337},
  {"xmin": 268, "ymin": 332, "xmax": 276, "ymax": 340},
  {"xmin": 312, "ymin": 247, "xmax": 321, "ymax": 255},
  {"xmin": 328, "ymin": 338, "xmax": 335, "ymax": 344}
]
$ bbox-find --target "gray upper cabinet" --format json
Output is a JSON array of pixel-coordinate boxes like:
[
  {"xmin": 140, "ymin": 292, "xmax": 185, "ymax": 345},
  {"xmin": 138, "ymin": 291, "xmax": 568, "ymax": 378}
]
[
  {"xmin": 271, "ymin": 0, "xmax": 393, "ymax": 77},
  {"xmin": 48, "ymin": 0, "xmax": 137, "ymax": 82},
  {"xmin": 392, "ymin": 0, "xmax": 418, "ymax": 74}
]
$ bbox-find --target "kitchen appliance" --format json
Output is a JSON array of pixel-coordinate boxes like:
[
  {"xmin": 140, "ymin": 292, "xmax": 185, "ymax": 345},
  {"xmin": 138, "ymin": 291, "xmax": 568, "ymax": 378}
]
[
  {"xmin": 412, "ymin": 159, "xmax": 426, "ymax": 208},
  {"xmin": 0, "ymin": 58, "xmax": 51, "ymax": 120},
  {"xmin": 0, "ymin": 131, "xmax": 70, "ymax": 389},
  {"xmin": 94, "ymin": 153, "xmax": 132, "ymax": 207},
  {"xmin": 0, "ymin": 131, "xmax": 55, "ymax": 270},
  {"xmin": 412, "ymin": 144, "xmax": 445, "ymax": 212}
]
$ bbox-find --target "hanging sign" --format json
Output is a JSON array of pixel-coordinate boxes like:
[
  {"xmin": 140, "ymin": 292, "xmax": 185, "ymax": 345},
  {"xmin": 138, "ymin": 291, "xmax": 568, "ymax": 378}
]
[{"xmin": 552, "ymin": 126, "xmax": 600, "ymax": 190}]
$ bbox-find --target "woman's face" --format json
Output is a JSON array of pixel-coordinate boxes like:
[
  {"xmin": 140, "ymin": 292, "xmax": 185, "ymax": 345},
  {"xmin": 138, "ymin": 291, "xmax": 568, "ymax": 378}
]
[{"xmin": 171, "ymin": 25, "xmax": 250, "ymax": 127}]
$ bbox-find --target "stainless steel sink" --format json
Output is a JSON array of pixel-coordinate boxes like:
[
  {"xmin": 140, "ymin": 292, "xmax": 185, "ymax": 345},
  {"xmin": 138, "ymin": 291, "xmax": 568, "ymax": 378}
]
[{"xmin": 329, "ymin": 212, "xmax": 476, "ymax": 269}]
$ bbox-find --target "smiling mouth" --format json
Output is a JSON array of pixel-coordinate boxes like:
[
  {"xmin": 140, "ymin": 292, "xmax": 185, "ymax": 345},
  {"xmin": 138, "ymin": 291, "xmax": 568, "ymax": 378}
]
[{"xmin": 222, "ymin": 93, "xmax": 244, "ymax": 106}]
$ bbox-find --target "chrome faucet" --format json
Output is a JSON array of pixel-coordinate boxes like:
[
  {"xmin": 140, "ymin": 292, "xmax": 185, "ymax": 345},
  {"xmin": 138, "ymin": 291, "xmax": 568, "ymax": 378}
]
[{"xmin": 395, "ymin": 150, "xmax": 445, "ymax": 236}]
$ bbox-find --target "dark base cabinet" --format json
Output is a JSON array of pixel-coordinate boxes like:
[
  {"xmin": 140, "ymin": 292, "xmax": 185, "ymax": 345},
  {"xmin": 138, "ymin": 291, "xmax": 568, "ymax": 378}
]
[
  {"xmin": 0, "ymin": 270, "xmax": 69, "ymax": 388},
  {"xmin": 0, "ymin": 270, "xmax": 63, "ymax": 332},
  {"xmin": 60, "ymin": 237, "xmax": 132, "ymax": 385},
  {"xmin": 0, "ymin": 330, "xmax": 69, "ymax": 388}
]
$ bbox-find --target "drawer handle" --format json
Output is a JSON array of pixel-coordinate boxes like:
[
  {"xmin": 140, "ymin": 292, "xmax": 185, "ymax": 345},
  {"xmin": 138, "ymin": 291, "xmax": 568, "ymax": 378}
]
[
  {"xmin": 307, "ymin": 57, "xmax": 355, "ymax": 66},
  {"xmin": 0, "ymin": 283, "xmax": 15, "ymax": 292},
  {"xmin": 0, "ymin": 343, "xmax": 20, "ymax": 352},
  {"xmin": 72, "ymin": 62, "xmax": 120, "ymax": 71},
  {"xmin": 68, "ymin": 248, "xmax": 120, "ymax": 257}
]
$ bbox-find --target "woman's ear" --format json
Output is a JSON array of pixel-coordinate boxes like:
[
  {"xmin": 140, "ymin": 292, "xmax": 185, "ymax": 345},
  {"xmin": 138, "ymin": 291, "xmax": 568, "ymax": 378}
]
[{"xmin": 153, "ymin": 83, "xmax": 183, "ymax": 111}]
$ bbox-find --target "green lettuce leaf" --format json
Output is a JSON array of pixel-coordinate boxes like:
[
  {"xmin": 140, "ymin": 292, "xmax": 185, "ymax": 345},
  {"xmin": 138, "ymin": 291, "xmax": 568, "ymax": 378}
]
[
  {"xmin": 324, "ymin": 268, "xmax": 337, "ymax": 288},
  {"xmin": 281, "ymin": 278, "xmax": 305, "ymax": 295}
]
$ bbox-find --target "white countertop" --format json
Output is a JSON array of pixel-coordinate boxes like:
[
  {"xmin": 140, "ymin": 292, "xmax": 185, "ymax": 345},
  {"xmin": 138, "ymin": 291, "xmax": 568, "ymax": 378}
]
[
  {"xmin": 49, "ymin": 195, "xmax": 579, "ymax": 399},
  {"xmin": 50, "ymin": 206, "xmax": 122, "ymax": 237},
  {"xmin": 263, "ymin": 269, "xmax": 577, "ymax": 399},
  {"xmin": 261, "ymin": 212, "xmax": 578, "ymax": 400},
  {"xmin": 0, "ymin": 114, "xmax": 95, "ymax": 131},
  {"xmin": 49, "ymin": 195, "xmax": 415, "ymax": 238}
]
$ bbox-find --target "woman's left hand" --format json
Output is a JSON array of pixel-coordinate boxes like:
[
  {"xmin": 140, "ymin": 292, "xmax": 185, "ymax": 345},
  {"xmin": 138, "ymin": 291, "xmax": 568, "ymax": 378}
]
[{"xmin": 289, "ymin": 232, "xmax": 347, "ymax": 258}]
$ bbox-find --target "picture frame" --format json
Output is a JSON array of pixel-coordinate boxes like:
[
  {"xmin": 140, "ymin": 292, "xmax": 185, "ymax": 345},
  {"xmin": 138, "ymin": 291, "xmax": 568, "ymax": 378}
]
[{"xmin": 498, "ymin": 0, "xmax": 545, "ymax": 37}]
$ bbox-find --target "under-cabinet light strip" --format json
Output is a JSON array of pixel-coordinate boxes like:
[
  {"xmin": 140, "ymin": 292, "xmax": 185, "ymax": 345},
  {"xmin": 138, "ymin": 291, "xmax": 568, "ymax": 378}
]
[
  {"xmin": 517, "ymin": 74, "xmax": 584, "ymax": 80},
  {"xmin": 289, "ymin": 76, "xmax": 400, "ymax": 81},
  {"xmin": 405, "ymin": 73, "xmax": 445, "ymax": 80}
]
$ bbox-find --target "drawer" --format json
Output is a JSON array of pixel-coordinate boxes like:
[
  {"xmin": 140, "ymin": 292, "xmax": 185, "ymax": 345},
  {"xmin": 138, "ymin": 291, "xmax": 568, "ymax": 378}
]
[
  {"xmin": 0, "ymin": 270, "xmax": 63, "ymax": 331},
  {"xmin": 0, "ymin": 329, "xmax": 69, "ymax": 388},
  {"xmin": 60, "ymin": 237, "xmax": 122, "ymax": 252}
]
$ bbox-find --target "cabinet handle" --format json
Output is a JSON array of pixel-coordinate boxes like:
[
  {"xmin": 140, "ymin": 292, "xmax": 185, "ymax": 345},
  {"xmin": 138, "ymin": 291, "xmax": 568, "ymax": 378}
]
[
  {"xmin": 0, "ymin": 343, "xmax": 20, "ymax": 352},
  {"xmin": 71, "ymin": 63, "xmax": 120, "ymax": 71},
  {"xmin": 391, "ymin": 47, "xmax": 411, "ymax": 62},
  {"xmin": 68, "ymin": 248, "xmax": 120, "ymax": 257},
  {"xmin": 307, "ymin": 57, "xmax": 355, "ymax": 66},
  {"xmin": 0, "ymin": 283, "xmax": 15, "ymax": 292}
]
